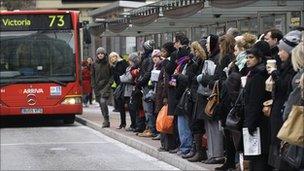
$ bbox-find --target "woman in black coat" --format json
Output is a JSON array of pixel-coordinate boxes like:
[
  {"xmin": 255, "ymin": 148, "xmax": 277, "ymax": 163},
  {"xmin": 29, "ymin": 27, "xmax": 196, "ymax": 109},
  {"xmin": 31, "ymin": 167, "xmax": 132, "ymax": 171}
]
[
  {"xmin": 267, "ymin": 32, "xmax": 300, "ymax": 170},
  {"xmin": 243, "ymin": 41, "xmax": 272, "ymax": 171},
  {"xmin": 109, "ymin": 52, "xmax": 129, "ymax": 129}
]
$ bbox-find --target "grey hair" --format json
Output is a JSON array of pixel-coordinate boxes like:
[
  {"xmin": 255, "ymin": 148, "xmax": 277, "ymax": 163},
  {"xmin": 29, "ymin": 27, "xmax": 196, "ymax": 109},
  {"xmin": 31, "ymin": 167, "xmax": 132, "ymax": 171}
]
[{"xmin": 128, "ymin": 52, "xmax": 141, "ymax": 66}]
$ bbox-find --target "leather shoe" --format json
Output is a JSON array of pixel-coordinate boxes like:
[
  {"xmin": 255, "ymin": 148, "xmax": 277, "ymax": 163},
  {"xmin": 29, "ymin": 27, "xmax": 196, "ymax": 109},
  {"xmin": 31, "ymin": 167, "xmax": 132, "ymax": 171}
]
[
  {"xmin": 116, "ymin": 124, "xmax": 126, "ymax": 129},
  {"xmin": 169, "ymin": 148, "xmax": 179, "ymax": 154},
  {"xmin": 204, "ymin": 157, "xmax": 225, "ymax": 164},
  {"xmin": 214, "ymin": 163, "xmax": 235, "ymax": 171}
]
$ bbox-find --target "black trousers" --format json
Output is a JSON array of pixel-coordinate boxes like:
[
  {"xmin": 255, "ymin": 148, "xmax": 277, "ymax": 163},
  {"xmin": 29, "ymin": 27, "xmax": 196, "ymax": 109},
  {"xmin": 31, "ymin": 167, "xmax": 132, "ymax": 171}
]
[
  {"xmin": 116, "ymin": 97, "xmax": 126, "ymax": 126},
  {"xmin": 223, "ymin": 129, "xmax": 236, "ymax": 167}
]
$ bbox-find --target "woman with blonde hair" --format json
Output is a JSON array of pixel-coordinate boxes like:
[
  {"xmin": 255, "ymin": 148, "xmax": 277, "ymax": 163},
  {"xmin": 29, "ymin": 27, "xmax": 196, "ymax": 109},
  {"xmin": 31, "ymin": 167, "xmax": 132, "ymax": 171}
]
[
  {"xmin": 191, "ymin": 41, "xmax": 207, "ymax": 61},
  {"xmin": 186, "ymin": 41, "xmax": 208, "ymax": 162},
  {"xmin": 108, "ymin": 52, "xmax": 128, "ymax": 129},
  {"xmin": 229, "ymin": 33, "xmax": 257, "ymax": 75}
]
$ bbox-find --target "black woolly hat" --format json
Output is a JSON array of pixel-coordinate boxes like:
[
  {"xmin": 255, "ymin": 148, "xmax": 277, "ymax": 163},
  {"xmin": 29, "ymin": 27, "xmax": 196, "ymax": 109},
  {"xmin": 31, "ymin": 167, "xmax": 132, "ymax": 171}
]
[{"xmin": 246, "ymin": 40, "xmax": 271, "ymax": 61}]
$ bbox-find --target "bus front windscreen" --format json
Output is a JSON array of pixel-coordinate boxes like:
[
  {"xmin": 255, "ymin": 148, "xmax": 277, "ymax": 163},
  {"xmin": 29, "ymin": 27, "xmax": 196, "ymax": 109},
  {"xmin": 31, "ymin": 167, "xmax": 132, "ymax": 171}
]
[{"xmin": 0, "ymin": 30, "xmax": 76, "ymax": 85}]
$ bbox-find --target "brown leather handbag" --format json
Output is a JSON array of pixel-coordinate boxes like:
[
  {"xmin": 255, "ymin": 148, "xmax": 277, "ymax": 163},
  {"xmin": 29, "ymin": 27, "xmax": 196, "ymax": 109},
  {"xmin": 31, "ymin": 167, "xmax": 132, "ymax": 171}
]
[{"xmin": 204, "ymin": 81, "xmax": 220, "ymax": 118}]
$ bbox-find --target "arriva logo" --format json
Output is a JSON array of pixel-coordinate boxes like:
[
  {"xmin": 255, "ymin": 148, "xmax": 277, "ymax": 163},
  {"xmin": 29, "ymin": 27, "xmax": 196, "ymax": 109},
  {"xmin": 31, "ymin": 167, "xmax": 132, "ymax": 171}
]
[{"xmin": 23, "ymin": 88, "xmax": 44, "ymax": 94}]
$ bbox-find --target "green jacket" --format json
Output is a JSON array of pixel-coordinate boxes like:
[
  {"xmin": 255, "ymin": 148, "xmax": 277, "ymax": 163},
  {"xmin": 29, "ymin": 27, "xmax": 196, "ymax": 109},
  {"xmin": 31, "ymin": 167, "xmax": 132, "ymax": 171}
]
[{"xmin": 91, "ymin": 57, "xmax": 113, "ymax": 98}]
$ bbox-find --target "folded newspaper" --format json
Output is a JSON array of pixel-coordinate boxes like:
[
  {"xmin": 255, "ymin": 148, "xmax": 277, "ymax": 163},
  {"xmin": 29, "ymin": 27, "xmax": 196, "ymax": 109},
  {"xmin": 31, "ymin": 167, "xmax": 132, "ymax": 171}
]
[{"xmin": 242, "ymin": 127, "xmax": 261, "ymax": 156}]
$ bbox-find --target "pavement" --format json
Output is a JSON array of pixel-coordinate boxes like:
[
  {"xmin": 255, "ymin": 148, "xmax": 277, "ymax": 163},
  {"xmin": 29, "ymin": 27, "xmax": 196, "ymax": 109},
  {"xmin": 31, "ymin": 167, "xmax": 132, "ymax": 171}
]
[{"xmin": 76, "ymin": 103, "xmax": 220, "ymax": 170}]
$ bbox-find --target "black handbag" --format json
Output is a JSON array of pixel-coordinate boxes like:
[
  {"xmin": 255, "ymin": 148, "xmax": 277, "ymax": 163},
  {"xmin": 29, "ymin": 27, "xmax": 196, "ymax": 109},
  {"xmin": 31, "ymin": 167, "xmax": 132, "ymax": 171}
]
[
  {"xmin": 113, "ymin": 84, "xmax": 125, "ymax": 100},
  {"xmin": 281, "ymin": 142, "xmax": 304, "ymax": 169},
  {"xmin": 225, "ymin": 89, "xmax": 244, "ymax": 132},
  {"xmin": 175, "ymin": 88, "xmax": 193, "ymax": 116}
]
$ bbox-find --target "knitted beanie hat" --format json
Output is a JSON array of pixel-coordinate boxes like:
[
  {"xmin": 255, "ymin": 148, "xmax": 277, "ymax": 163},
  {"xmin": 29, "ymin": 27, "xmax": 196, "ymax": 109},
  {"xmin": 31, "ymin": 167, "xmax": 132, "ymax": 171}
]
[
  {"xmin": 143, "ymin": 40, "xmax": 155, "ymax": 51},
  {"xmin": 278, "ymin": 30, "xmax": 302, "ymax": 54},
  {"xmin": 151, "ymin": 49, "xmax": 161, "ymax": 57},
  {"xmin": 96, "ymin": 47, "xmax": 106, "ymax": 54}
]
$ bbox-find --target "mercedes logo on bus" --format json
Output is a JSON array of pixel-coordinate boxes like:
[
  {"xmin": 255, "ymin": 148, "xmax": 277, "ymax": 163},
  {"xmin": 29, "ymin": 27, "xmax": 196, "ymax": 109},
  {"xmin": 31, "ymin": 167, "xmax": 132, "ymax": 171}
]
[{"xmin": 26, "ymin": 94, "xmax": 37, "ymax": 106}]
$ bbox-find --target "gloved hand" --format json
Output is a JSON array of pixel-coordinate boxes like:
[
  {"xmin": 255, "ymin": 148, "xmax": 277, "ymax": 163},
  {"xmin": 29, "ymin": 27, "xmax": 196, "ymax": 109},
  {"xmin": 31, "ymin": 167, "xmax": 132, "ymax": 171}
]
[
  {"xmin": 131, "ymin": 68, "xmax": 140, "ymax": 79},
  {"xmin": 248, "ymin": 127, "xmax": 257, "ymax": 136}
]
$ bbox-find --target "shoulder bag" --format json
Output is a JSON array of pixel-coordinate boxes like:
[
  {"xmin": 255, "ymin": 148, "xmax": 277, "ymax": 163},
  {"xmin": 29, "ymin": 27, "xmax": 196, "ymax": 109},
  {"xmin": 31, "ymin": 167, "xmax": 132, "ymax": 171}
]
[
  {"xmin": 277, "ymin": 105, "xmax": 304, "ymax": 147},
  {"xmin": 225, "ymin": 89, "xmax": 244, "ymax": 132},
  {"xmin": 204, "ymin": 81, "xmax": 220, "ymax": 118}
]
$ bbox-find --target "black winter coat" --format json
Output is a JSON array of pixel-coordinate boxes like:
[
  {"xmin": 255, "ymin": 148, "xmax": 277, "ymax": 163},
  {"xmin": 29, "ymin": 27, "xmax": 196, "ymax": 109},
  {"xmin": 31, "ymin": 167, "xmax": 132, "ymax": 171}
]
[
  {"xmin": 270, "ymin": 60, "xmax": 296, "ymax": 144},
  {"xmin": 268, "ymin": 59, "xmax": 296, "ymax": 168},
  {"xmin": 112, "ymin": 60, "xmax": 128, "ymax": 85},
  {"xmin": 155, "ymin": 59, "xmax": 170, "ymax": 114},
  {"xmin": 137, "ymin": 52, "xmax": 153, "ymax": 88},
  {"xmin": 173, "ymin": 59, "xmax": 197, "ymax": 116},
  {"xmin": 243, "ymin": 63, "xmax": 270, "ymax": 156}
]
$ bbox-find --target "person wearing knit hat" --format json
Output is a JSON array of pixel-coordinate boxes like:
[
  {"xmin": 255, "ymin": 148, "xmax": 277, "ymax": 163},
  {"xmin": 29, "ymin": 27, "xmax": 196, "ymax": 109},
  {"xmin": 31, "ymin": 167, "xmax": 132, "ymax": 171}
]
[
  {"xmin": 96, "ymin": 47, "xmax": 106, "ymax": 55},
  {"xmin": 266, "ymin": 30, "xmax": 300, "ymax": 170},
  {"xmin": 277, "ymin": 30, "xmax": 301, "ymax": 54},
  {"xmin": 91, "ymin": 46, "xmax": 113, "ymax": 128},
  {"xmin": 151, "ymin": 49, "xmax": 161, "ymax": 58},
  {"xmin": 143, "ymin": 40, "xmax": 155, "ymax": 51}
]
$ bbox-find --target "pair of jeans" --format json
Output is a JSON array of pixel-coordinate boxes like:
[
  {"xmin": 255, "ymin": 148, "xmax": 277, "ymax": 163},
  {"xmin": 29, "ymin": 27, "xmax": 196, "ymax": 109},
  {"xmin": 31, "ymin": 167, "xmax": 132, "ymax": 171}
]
[
  {"xmin": 142, "ymin": 100, "xmax": 157, "ymax": 135},
  {"xmin": 178, "ymin": 114, "xmax": 193, "ymax": 154}
]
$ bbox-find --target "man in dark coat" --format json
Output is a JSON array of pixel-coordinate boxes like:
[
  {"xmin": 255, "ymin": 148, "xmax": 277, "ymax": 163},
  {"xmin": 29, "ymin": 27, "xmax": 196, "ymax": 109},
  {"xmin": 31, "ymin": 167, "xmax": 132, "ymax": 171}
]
[
  {"xmin": 264, "ymin": 28, "xmax": 283, "ymax": 69},
  {"xmin": 91, "ymin": 47, "xmax": 113, "ymax": 128}
]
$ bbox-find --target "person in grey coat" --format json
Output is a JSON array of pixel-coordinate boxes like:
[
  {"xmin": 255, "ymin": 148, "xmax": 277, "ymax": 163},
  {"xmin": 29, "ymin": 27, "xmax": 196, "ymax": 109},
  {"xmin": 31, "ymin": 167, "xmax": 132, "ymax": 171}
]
[
  {"xmin": 120, "ymin": 53, "xmax": 141, "ymax": 131},
  {"xmin": 91, "ymin": 47, "xmax": 113, "ymax": 128}
]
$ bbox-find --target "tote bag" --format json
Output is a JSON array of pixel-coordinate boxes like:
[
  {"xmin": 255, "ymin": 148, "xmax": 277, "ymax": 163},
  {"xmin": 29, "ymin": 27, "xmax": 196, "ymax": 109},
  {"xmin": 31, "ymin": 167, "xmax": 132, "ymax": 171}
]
[{"xmin": 277, "ymin": 105, "xmax": 304, "ymax": 147}]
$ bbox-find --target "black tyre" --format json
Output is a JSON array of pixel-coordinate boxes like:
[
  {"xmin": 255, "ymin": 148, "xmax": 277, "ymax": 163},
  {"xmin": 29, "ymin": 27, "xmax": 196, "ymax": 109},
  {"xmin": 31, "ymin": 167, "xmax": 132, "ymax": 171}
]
[{"xmin": 63, "ymin": 115, "xmax": 75, "ymax": 124}]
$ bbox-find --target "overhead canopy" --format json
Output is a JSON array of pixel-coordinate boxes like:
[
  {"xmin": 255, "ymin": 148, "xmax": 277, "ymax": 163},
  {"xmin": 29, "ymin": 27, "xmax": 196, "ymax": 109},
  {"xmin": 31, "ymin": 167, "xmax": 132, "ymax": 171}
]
[{"xmin": 88, "ymin": 0, "xmax": 304, "ymax": 37}]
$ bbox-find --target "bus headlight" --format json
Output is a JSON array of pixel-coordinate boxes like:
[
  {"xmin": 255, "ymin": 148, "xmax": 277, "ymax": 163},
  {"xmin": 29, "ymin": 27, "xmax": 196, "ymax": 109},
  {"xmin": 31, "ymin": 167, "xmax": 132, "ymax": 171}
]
[{"xmin": 61, "ymin": 96, "xmax": 82, "ymax": 105}]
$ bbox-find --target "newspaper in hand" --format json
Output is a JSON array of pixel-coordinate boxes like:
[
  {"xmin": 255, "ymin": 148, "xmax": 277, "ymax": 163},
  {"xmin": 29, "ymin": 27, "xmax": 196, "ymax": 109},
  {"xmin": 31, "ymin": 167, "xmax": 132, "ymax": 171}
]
[{"xmin": 242, "ymin": 127, "xmax": 261, "ymax": 156}]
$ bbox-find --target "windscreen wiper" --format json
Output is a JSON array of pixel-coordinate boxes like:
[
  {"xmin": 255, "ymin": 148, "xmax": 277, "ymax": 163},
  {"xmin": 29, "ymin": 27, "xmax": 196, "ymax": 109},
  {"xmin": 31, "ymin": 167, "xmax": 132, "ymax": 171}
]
[{"xmin": 46, "ymin": 77, "xmax": 67, "ymax": 87}]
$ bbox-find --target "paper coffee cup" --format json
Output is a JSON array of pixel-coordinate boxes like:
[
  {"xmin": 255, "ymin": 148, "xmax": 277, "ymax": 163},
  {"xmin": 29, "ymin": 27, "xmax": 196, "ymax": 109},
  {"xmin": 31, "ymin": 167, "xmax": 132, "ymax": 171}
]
[
  {"xmin": 241, "ymin": 76, "xmax": 247, "ymax": 88},
  {"xmin": 267, "ymin": 59, "xmax": 277, "ymax": 69}
]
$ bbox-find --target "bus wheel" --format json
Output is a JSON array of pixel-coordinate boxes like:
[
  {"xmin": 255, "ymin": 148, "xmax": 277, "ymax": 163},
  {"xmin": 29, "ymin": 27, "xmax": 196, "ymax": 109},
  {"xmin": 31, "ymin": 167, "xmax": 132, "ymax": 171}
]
[{"xmin": 63, "ymin": 115, "xmax": 75, "ymax": 124}]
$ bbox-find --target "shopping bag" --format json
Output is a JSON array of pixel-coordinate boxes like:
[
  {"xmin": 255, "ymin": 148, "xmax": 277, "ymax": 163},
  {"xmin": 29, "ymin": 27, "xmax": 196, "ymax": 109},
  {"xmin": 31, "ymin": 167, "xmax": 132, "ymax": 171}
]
[
  {"xmin": 156, "ymin": 105, "xmax": 174, "ymax": 134},
  {"xmin": 242, "ymin": 127, "xmax": 261, "ymax": 156},
  {"xmin": 277, "ymin": 105, "xmax": 304, "ymax": 147}
]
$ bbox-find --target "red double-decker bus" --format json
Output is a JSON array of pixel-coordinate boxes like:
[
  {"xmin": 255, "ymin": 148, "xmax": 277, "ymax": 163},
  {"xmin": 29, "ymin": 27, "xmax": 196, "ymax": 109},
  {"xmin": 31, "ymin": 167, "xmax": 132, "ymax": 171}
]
[{"xmin": 0, "ymin": 10, "xmax": 82, "ymax": 123}]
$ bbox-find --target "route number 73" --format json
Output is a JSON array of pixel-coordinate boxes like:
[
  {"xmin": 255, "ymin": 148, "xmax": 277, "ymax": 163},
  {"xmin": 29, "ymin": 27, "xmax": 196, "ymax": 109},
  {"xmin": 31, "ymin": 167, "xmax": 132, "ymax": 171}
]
[{"xmin": 49, "ymin": 15, "xmax": 65, "ymax": 27}]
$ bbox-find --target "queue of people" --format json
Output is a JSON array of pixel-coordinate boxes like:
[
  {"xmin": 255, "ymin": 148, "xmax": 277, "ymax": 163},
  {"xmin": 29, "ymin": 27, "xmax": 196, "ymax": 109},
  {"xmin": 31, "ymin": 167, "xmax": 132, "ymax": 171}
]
[{"xmin": 82, "ymin": 27, "xmax": 304, "ymax": 171}]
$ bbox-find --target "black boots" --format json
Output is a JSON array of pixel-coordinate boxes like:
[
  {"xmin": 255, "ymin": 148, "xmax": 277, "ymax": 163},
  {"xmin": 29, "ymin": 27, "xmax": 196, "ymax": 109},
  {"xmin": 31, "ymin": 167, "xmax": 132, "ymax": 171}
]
[
  {"xmin": 102, "ymin": 117, "xmax": 110, "ymax": 128},
  {"xmin": 188, "ymin": 134, "xmax": 207, "ymax": 162}
]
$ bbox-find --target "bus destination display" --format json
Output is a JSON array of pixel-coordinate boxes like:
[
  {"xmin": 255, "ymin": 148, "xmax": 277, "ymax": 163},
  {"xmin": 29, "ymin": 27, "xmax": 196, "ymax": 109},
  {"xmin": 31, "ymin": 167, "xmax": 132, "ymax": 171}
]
[{"xmin": 0, "ymin": 14, "xmax": 72, "ymax": 31}]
